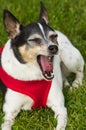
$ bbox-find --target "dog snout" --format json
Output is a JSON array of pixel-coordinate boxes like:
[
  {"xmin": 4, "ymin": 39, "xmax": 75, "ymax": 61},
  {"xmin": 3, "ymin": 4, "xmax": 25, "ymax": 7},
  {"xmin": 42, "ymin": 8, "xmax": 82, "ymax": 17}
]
[{"xmin": 48, "ymin": 45, "xmax": 58, "ymax": 54}]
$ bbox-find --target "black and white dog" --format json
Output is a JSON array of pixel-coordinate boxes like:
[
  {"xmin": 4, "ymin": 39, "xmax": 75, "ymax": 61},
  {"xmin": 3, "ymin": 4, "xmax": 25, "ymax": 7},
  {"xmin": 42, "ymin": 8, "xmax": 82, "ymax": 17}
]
[{"xmin": 0, "ymin": 3, "xmax": 84, "ymax": 130}]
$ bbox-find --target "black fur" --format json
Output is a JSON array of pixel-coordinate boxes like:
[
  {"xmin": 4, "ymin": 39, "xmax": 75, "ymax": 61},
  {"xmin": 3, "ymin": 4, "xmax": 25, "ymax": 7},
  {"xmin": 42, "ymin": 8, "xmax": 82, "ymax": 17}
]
[
  {"xmin": 40, "ymin": 20, "xmax": 54, "ymax": 36},
  {"xmin": 11, "ymin": 22, "xmax": 49, "ymax": 63},
  {"xmin": 0, "ymin": 54, "xmax": 7, "ymax": 98},
  {"xmin": 3, "ymin": 9, "xmax": 20, "ymax": 24}
]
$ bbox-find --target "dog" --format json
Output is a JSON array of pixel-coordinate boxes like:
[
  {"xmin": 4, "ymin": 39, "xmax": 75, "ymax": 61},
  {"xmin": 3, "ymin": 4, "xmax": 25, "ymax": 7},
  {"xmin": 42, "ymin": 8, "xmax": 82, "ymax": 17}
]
[{"xmin": 0, "ymin": 3, "xmax": 84, "ymax": 130}]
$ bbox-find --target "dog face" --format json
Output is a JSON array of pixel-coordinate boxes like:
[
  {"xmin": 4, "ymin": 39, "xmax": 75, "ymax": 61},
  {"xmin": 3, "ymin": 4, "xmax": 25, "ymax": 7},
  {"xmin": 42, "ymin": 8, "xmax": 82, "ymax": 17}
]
[{"xmin": 3, "ymin": 3, "xmax": 58, "ymax": 80}]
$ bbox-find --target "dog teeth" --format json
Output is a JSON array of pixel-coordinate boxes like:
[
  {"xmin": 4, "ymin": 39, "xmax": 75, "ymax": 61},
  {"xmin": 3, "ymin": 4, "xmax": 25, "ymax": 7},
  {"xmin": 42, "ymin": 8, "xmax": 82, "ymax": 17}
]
[
  {"xmin": 51, "ymin": 72, "xmax": 54, "ymax": 76},
  {"xmin": 44, "ymin": 72, "xmax": 54, "ymax": 78},
  {"xmin": 45, "ymin": 73, "xmax": 48, "ymax": 77},
  {"xmin": 48, "ymin": 56, "xmax": 51, "ymax": 61}
]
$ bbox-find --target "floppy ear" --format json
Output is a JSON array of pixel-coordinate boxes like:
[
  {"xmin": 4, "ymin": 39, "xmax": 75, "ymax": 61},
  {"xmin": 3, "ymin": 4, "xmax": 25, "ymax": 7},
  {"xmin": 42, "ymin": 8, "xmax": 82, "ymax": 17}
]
[
  {"xmin": 39, "ymin": 2, "xmax": 49, "ymax": 24},
  {"xmin": 3, "ymin": 9, "xmax": 21, "ymax": 39}
]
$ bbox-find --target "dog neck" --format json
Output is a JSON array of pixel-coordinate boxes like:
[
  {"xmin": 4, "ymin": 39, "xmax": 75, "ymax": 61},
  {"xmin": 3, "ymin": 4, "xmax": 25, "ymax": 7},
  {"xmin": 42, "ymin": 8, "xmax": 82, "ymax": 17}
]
[{"xmin": 1, "ymin": 40, "xmax": 43, "ymax": 81}]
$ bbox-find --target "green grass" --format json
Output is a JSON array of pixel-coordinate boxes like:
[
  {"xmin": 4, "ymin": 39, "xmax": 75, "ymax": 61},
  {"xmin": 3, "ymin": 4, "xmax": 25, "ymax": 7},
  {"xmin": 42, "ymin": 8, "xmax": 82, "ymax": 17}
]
[{"xmin": 0, "ymin": 0, "xmax": 86, "ymax": 130}]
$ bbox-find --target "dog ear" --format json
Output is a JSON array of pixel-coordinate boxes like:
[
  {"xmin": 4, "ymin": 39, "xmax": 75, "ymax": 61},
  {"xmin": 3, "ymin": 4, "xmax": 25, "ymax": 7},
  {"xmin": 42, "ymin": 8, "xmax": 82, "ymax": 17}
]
[
  {"xmin": 39, "ymin": 2, "xmax": 49, "ymax": 24},
  {"xmin": 3, "ymin": 9, "xmax": 21, "ymax": 39}
]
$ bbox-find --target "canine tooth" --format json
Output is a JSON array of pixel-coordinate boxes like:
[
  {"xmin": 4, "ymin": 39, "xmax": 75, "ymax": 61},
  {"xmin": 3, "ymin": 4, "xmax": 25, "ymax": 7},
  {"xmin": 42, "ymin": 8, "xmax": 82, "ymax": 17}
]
[
  {"xmin": 45, "ymin": 73, "xmax": 50, "ymax": 78},
  {"xmin": 48, "ymin": 56, "xmax": 51, "ymax": 61},
  {"xmin": 51, "ymin": 72, "xmax": 54, "ymax": 76},
  {"xmin": 44, "ymin": 72, "xmax": 54, "ymax": 79},
  {"xmin": 45, "ymin": 73, "xmax": 48, "ymax": 77}
]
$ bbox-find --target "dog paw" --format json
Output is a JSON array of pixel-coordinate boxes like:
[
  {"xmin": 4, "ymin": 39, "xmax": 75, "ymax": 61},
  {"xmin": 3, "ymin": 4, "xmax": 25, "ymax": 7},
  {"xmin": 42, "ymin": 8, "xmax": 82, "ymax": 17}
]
[
  {"xmin": 69, "ymin": 86, "xmax": 73, "ymax": 91},
  {"xmin": 72, "ymin": 81, "xmax": 81, "ymax": 88},
  {"xmin": 55, "ymin": 125, "xmax": 65, "ymax": 130},
  {"xmin": 1, "ymin": 121, "xmax": 12, "ymax": 130},
  {"xmin": 1, "ymin": 124, "xmax": 11, "ymax": 130},
  {"xmin": 64, "ymin": 80, "xmax": 70, "ymax": 88}
]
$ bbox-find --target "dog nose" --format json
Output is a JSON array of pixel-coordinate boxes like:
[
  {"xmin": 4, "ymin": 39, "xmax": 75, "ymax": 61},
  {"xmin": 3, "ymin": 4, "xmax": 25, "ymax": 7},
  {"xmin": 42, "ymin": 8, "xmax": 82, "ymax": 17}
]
[{"xmin": 48, "ymin": 45, "xmax": 58, "ymax": 54}]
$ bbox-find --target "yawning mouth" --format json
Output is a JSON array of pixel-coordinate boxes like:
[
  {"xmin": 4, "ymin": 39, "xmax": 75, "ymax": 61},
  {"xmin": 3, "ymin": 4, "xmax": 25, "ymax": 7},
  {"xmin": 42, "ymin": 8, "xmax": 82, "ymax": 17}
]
[{"xmin": 37, "ymin": 55, "xmax": 54, "ymax": 80}]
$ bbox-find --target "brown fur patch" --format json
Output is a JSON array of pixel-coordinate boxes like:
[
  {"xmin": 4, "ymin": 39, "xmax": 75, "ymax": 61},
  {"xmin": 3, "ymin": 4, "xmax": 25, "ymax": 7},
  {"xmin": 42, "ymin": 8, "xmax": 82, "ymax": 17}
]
[
  {"xmin": 19, "ymin": 45, "xmax": 41, "ymax": 63},
  {"xmin": 19, "ymin": 44, "xmax": 48, "ymax": 63}
]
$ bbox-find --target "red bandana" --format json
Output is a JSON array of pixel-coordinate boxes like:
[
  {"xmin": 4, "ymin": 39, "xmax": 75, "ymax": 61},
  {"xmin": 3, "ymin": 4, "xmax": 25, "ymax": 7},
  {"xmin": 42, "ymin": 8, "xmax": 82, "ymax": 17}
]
[{"xmin": 0, "ymin": 46, "xmax": 52, "ymax": 108}]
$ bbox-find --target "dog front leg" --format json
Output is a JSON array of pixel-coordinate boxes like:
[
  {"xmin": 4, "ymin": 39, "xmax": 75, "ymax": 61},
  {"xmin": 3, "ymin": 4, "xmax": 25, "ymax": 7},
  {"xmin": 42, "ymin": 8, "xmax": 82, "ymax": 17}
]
[
  {"xmin": 72, "ymin": 71, "xmax": 84, "ymax": 88},
  {"xmin": 1, "ymin": 90, "xmax": 23, "ymax": 130},
  {"xmin": 47, "ymin": 92, "xmax": 67, "ymax": 130},
  {"xmin": 1, "ymin": 98, "xmax": 21, "ymax": 130},
  {"xmin": 53, "ymin": 105, "xmax": 67, "ymax": 130},
  {"xmin": 1, "ymin": 109, "xmax": 20, "ymax": 130}
]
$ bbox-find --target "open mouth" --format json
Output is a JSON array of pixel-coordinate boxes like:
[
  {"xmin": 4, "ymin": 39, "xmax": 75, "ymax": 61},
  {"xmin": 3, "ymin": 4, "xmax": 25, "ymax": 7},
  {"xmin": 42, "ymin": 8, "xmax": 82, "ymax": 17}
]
[{"xmin": 37, "ymin": 55, "xmax": 54, "ymax": 80}]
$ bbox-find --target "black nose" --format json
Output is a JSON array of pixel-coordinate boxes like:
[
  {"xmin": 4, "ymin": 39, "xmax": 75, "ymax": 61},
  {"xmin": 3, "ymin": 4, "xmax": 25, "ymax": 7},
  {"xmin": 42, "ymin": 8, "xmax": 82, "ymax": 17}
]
[{"xmin": 48, "ymin": 45, "xmax": 58, "ymax": 54}]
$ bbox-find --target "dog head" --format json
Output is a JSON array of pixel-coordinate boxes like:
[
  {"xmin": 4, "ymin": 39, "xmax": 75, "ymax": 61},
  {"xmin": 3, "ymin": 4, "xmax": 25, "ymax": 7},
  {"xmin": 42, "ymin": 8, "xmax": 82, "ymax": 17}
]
[{"xmin": 3, "ymin": 3, "xmax": 58, "ymax": 80}]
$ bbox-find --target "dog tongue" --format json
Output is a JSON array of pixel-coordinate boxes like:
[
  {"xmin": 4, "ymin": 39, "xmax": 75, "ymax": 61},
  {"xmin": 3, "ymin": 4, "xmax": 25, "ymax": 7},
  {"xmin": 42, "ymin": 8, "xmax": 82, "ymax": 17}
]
[{"xmin": 40, "ymin": 56, "xmax": 53, "ymax": 72}]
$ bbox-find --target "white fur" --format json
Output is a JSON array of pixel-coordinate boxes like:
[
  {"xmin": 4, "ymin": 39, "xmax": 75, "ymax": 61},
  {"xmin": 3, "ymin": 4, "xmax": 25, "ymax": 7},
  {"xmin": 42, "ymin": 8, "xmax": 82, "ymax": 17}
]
[
  {"xmin": 55, "ymin": 30, "xmax": 84, "ymax": 88},
  {"xmin": 1, "ymin": 30, "xmax": 84, "ymax": 130},
  {"xmin": 38, "ymin": 23, "xmax": 46, "ymax": 39}
]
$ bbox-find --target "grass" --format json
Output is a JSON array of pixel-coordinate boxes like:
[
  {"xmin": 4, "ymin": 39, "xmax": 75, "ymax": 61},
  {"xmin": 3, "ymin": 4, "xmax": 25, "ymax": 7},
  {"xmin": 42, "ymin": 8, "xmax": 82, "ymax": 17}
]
[{"xmin": 0, "ymin": 0, "xmax": 86, "ymax": 130}]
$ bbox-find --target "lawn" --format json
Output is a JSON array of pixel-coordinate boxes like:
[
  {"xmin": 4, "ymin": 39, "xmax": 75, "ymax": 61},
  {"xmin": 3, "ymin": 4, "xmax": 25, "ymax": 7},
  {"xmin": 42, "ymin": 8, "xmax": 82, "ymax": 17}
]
[{"xmin": 0, "ymin": 0, "xmax": 86, "ymax": 130}]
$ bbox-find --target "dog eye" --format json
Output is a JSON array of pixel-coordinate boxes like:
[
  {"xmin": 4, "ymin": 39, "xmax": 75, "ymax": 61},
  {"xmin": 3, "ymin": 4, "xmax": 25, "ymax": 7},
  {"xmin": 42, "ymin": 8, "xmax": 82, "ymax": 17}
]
[
  {"xmin": 50, "ymin": 34, "xmax": 58, "ymax": 43},
  {"xmin": 29, "ymin": 38, "xmax": 41, "ymax": 44}
]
